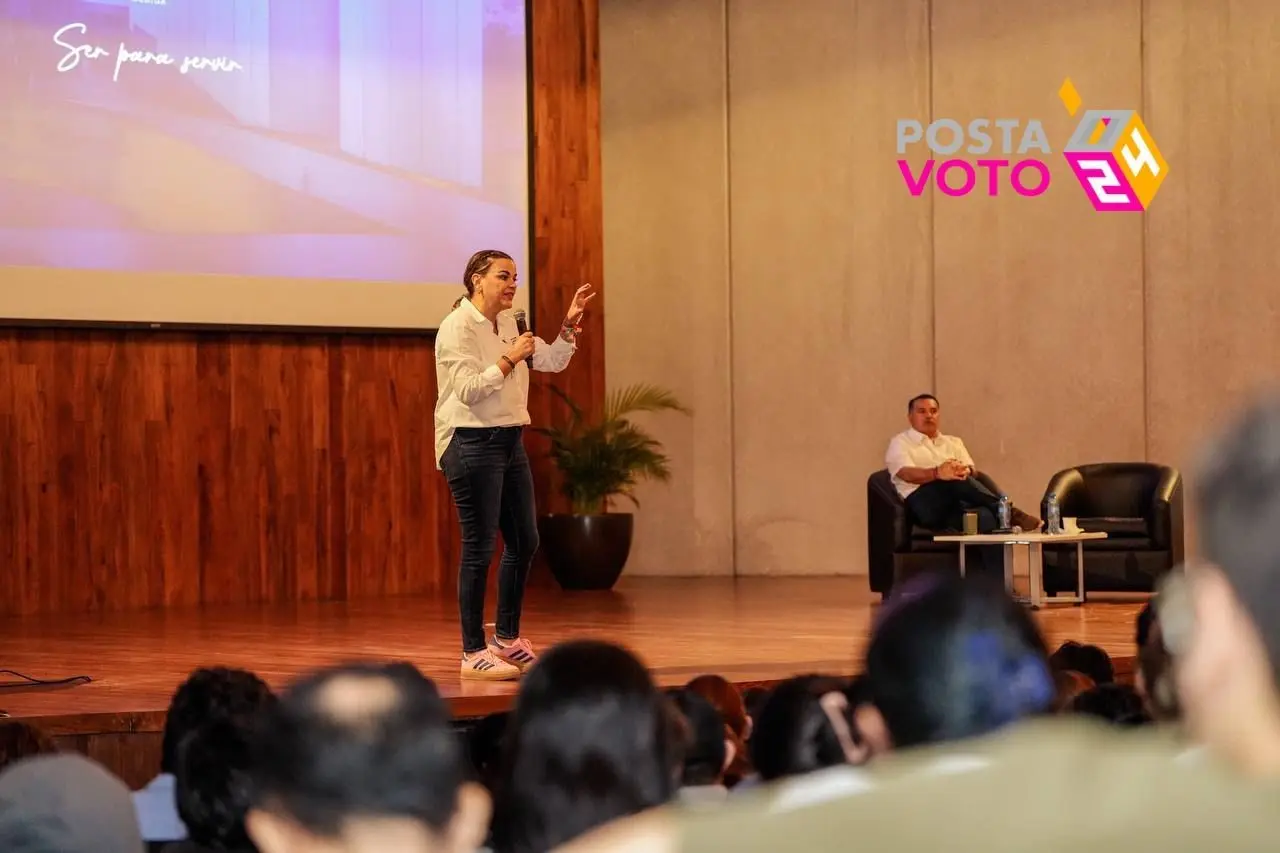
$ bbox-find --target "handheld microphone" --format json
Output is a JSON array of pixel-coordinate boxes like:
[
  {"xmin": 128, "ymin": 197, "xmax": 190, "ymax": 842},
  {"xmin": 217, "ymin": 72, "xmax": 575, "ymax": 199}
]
[{"xmin": 513, "ymin": 310, "xmax": 533, "ymax": 368}]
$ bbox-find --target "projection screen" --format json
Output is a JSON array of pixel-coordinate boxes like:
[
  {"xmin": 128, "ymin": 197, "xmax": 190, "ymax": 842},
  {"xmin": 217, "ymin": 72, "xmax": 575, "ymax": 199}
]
[{"xmin": 0, "ymin": 0, "xmax": 530, "ymax": 331}]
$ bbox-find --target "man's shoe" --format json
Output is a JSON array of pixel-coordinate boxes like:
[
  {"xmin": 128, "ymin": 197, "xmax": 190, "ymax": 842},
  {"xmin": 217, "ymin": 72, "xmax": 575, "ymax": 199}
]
[{"xmin": 1013, "ymin": 508, "xmax": 1042, "ymax": 532}]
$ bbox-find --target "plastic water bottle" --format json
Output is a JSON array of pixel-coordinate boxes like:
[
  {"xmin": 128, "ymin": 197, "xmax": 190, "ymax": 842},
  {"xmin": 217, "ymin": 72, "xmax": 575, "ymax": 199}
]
[
  {"xmin": 1046, "ymin": 493, "xmax": 1061, "ymax": 534},
  {"xmin": 998, "ymin": 495, "xmax": 1012, "ymax": 530}
]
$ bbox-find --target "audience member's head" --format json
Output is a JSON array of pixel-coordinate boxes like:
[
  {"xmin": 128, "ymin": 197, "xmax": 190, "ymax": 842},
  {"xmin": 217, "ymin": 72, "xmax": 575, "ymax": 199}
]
[
  {"xmin": 1136, "ymin": 599, "xmax": 1157, "ymax": 650},
  {"xmin": 1137, "ymin": 614, "xmax": 1182, "ymax": 722},
  {"xmin": 872, "ymin": 571, "xmax": 946, "ymax": 633},
  {"xmin": 490, "ymin": 639, "xmax": 678, "ymax": 853},
  {"xmin": 175, "ymin": 719, "xmax": 259, "ymax": 852},
  {"xmin": 671, "ymin": 690, "xmax": 729, "ymax": 788},
  {"xmin": 464, "ymin": 712, "xmax": 509, "ymax": 793},
  {"xmin": 1070, "ymin": 683, "xmax": 1151, "ymax": 726},
  {"xmin": 742, "ymin": 687, "xmax": 770, "ymax": 728},
  {"xmin": 683, "ymin": 674, "xmax": 752, "ymax": 786},
  {"xmin": 1166, "ymin": 394, "xmax": 1280, "ymax": 775},
  {"xmin": 162, "ymin": 667, "xmax": 276, "ymax": 776},
  {"xmin": 864, "ymin": 575, "xmax": 1055, "ymax": 750},
  {"xmin": 843, "ymin": 675, "xmax": 886, "ymax": 761},
  {"xmin": 0, "ymin": 721, "xmax": 58, "ymax": 772},
  {"xmin": 1049, "ymin": 641, "xmax": 1115, "ymax": 685},
  {"xmin": 1051, "ymin": 669, "xmax": 1096, "ymax": 713},
  {"xmin": 749, "ymin": 674, "xmax": 869, "ymax": 782},
  {"xmin": 0, "ymin": 754, "xmax": 144, "ymax": 853},
  {"xmin": 246, "ymin": 662, "xmax": 488, "ymax": 853}
]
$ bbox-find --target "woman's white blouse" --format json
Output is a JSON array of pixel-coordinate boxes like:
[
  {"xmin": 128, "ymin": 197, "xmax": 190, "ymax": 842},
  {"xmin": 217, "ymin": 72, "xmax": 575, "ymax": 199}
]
[{"xmin": 434, "ymin": 299, "xmax": 576, "ymax": 468}]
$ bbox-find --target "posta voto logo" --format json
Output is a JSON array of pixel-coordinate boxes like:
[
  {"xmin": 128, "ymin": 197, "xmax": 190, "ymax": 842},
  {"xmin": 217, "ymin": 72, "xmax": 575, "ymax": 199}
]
[
  {"xmin": 1059, "ymin": 78, "xmax": 1167, "ymax": 211},
  {"xmin": 895, "ymin": 78, "xmax": 1167, "ymax": 211}
]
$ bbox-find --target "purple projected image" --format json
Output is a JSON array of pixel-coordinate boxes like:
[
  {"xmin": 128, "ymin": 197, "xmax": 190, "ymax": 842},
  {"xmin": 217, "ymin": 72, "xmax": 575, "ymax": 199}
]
[{"xmin": 0, "ymin": 0, "xmax": 528, "ymax": 285}]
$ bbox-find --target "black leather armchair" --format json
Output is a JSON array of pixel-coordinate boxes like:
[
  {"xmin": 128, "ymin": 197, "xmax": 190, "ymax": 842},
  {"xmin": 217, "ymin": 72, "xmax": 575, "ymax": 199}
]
[
  {"xmin": 1040, "ymin": 463, "xmax": 1183, "ymax": 594},
  {"xmin": 867, "ymin": 468, "xmax": 1004, "ymax": 597}
]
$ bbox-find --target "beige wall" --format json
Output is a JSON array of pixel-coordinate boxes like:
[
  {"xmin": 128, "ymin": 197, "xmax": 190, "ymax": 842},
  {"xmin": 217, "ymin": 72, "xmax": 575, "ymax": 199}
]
[{"xmin": 602, "ymin": 0, "xmax": 1280, "ymax": 578}]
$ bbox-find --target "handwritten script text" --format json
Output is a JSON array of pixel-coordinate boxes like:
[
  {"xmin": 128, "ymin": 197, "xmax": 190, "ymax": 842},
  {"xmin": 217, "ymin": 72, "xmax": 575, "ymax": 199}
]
[{"xmin": 54, "ymin": 23, "xmax": 244, "ymax": 83}]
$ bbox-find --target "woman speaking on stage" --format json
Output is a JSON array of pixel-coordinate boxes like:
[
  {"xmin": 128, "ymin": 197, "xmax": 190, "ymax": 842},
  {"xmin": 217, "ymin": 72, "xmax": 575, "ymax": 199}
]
[{"xmin": 434, "ymin": 249, "xmax": 594, "ymax": 681}]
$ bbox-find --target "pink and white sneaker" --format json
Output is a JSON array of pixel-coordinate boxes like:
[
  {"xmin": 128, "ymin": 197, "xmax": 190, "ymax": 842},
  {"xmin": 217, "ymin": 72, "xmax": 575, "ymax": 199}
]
[
  {"xmin": 489, "ymin": 636, "xmax": 538, "ymax": 672},
  {"xmin": 460, "ymin": 649, "xmax": 520, "ymax": 682}
]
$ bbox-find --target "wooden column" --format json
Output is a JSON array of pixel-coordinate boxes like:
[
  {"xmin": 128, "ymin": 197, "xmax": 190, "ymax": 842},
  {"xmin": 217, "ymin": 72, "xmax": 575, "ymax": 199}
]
[{"xmin": 527, "ymin": 0, "xmax": 605, "ymax": 517}]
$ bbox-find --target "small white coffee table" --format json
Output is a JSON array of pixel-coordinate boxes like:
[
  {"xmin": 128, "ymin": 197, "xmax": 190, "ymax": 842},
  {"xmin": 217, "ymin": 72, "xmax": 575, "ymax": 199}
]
[{"xmin": 931, "ymin": 531, "xmax": 1108, "ymax": 608}]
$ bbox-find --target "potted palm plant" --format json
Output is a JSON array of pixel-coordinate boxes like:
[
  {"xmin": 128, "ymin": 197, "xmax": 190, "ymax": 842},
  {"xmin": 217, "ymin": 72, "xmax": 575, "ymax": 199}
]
[{"xmin": 534, "ymin": 383, "xmax": 691, "ymax": 590}]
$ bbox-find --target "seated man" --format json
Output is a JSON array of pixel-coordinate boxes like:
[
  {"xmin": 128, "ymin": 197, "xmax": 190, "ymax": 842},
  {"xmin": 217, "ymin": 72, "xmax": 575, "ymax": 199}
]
[{"xmin": 886, "ymin": 394, "xmax": 1040, "ymax": 536}]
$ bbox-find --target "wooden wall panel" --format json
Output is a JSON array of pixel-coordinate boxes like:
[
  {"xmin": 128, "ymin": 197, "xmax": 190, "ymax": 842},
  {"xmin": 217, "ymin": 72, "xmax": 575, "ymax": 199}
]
[
  {"xmin": 0, "ymin": 2, "xmax": 603, "ymax": 616},
  {"xmin": 0, "ymin": 331, "xmax": 205, "ymax": 614},
  {"xmin": 197, "ymin": 337, "xmax": 335, "ymax": 606},
  {"xmin": 338, "ymin": 338, "xmax": 446, "ymax": 599}
]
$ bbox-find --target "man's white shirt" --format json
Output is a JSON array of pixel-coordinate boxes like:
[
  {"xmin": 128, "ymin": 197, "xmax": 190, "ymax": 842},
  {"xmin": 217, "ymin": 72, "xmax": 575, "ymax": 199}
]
[{"xmin": 885, "ymin": 428, "xmax": 976, "ymax": 499}]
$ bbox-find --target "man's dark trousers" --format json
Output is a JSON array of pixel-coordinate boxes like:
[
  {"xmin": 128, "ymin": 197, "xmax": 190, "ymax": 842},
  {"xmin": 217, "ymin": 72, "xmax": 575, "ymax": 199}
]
[{"xmin": 906, "ymin": 478, "xmax": 1004, "ymax": 579}]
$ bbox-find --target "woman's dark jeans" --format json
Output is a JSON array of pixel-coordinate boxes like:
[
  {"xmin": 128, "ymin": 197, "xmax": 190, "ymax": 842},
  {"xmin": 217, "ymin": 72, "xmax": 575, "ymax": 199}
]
[{"xmin": 441, "ymin": 426, "xmax": 540, "ymax": 653}]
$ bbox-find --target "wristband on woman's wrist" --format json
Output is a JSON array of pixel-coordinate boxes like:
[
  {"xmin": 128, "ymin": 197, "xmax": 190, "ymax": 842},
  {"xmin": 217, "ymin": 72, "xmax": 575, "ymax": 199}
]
[{"xmin": 501, "ymin": 355, "xmax": 517, "ymax": 371}]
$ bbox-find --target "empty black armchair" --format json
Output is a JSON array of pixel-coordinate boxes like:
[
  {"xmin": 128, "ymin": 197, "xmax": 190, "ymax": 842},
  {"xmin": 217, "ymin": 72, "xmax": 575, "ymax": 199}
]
[
  {"xmin": 866, "ymin": 468, "xmax": 1003, "ymax": 597},
  {"xmin": 1041, "ymin": 463, "xmax": 1183, "ymax": 594}
]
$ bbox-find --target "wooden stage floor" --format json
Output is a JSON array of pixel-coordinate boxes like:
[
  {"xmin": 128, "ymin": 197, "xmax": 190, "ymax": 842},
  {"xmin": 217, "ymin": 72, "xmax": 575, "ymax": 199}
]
[{"xmin": 0, "ymin": 577, "xmax": 1143, "ymax": 736}]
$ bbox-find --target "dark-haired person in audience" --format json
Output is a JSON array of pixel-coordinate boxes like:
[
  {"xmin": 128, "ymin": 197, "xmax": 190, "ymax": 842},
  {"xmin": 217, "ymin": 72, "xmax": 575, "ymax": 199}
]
[
  {"xmin": 1069, "ymin": 683, "xmax": 1151, "ymax": 726},
  {"xmin": 747, "ymin": 675, "xmax": 873, "ymax": 786},
  {"xmin": 0, "ymin": 720, "xmax": 58, "ymax": 772},
  {"xmin": 671, "ymin": 690, "xmax": 731, "ymax": 806},
  {"xmin": 1136, "ymin": 599, "xmax": 1182, "ymax": 723},
  {"xmin": 1049, "ymin": 641, "xmax": 1114, "ymax": 686},
  {"xmin": 489, "ymin": 639, "xmax": 680, "ymax": 853},
  {"xmin": 731, "ymin": 674, "xmax": 882, "ymax": 807},
  {"xmin": 464, "ymin": 711, "xmax": 510, "ymax": 796},
  {"xmin": 741, "ymin": 687, "xmax": 769, "ymax": 727},
  {"xmin": 683, "ymin": 674, "xmax": 752, "ymax": 787},
  {"xmin": 1136, "ymin": 598, "xmax": 1157, "ymax": 650},
  {"xmin": 245, "ymin": 661, "xmax": 489, "ymax": 853},
  {"xmin": 863, "ymin": 574, "xmax": 1055, "ymax": 750},
  {"xmin": 756, "ymin": 576, "xmax": 1055, "ymax": 811},
  {"xmin": 167, "ymin": 719, "xmax": 261, "ymax": 853},
  {"xmin": 1050, "ymin": 669, "xmax": 1096, "ymax": 713},
  {"xmin": 886, "ymin": 394, "xmax": 1041, "ymax": 542},
  {"xmin": 136, "ymin": 667, "xmax": 276, "ymax": 845},
  {"xmin": 1047, "ymin": 640, "xmax": 1118, "ymax": 719}
]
